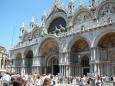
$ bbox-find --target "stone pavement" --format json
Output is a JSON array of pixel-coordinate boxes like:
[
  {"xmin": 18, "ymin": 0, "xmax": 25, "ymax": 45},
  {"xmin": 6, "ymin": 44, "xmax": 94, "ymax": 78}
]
[
  {"xmin": 58, "ymin": 82, "xmax": 115, "ymax": 86},
  {"xmin": 58, "ymin": 83, "xmax": 79, "ymax": 86}
]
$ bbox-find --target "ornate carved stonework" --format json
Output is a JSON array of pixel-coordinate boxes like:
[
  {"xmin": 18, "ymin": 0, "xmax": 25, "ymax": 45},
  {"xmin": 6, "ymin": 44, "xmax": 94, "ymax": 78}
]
[{"xmin": 10, "ymin": 0, "xmax": 115, "ymax": 76}]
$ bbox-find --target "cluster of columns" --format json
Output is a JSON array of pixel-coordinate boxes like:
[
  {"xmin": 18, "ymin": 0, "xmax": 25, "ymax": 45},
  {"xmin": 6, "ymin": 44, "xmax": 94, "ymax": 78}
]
[
  {"xmin": 90, "ymin": 47, "xmax": 110, "ymax": 76},
  {"xmin": 11, "ymin": 47, "xmax": 115, "ymax": 76},
  {"xmin": 59, "ymin": 65, "xmax": 81, "ymax": 77}
]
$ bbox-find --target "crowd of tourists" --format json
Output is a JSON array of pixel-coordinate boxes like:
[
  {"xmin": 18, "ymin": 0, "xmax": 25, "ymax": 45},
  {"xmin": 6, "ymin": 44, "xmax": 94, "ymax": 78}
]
[{"xmin": 0, "ymin": 72, "xmax": 115, "ymax": 86}]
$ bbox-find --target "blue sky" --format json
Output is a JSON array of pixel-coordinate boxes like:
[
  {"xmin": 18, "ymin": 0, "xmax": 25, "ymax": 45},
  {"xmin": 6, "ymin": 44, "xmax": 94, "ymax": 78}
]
[{"xmin": 0, "ymin": 0, "xmax": 89, "ymax": 50}]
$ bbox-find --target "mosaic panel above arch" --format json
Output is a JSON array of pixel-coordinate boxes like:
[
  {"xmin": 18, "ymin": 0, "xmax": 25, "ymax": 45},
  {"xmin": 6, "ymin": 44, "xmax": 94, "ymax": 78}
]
[
  {"xmin": 98, "ymin": 1, "xmax": 115, "ymax": 18},
  {"xmin": 73, "ymin": 11, "xmax": 92, "ymax": 25},
  {"xmin": 39, "ymin": 38, "xmax": 59, "ymax": 56},
  {"xmin": 98, "ymin": 32, "xmax": 115, "ymax": 48}
]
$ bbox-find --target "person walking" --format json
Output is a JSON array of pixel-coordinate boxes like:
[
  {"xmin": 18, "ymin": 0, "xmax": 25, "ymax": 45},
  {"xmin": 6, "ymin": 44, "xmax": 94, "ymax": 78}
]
[{"xmin": 34, "ymin": 75, "xmax": 43, "ymax": 86}]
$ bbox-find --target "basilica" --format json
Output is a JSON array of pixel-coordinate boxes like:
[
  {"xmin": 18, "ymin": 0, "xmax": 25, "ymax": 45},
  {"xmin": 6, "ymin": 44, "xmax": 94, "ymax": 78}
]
[{"xmin": 10, "ymin": 0, "xmax": 115, "ymax": 77}]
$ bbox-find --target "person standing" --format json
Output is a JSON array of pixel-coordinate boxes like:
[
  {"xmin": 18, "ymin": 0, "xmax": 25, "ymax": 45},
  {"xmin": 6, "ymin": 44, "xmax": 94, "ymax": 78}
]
[
  {"xmin": 34, "ymin": 75, "xmax": 43, "ymax": 86},
  {"xmin": 43, "ymin": 78, "xmax": 51, "ymax": 86},
  {"xmin": 1, "ymin": 72, "xmax": 11, "ymax": 86},
  {"xmin": 50, "ymin": 75, "xmax": 55, "ymax": 86}
]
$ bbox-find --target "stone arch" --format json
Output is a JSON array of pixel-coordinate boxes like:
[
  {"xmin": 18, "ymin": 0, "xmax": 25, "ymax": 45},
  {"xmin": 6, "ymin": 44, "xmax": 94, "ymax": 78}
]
[
  {"xmin": 80, "ymin": 55, "xmax": 90, "ymax": 75},
  {"xmin": 68, "ymin": 35, "xmax": 90, "ymax": 76},
  {"xmin": 96, "ymin": 0, "xmax": 115, "ymax": 18},
  {"xmin": 67, "ymin": 35, "xmax": 91, "ymax": 52},
  {"xmin": 15, "ymin": 52, "xmax": 22, "ymax": 60},
  {"xmin": 45, "ymin": 12, "xmax": 67, "ymax": 33},
  {"xmin": 46, "ymin": 55, "xmax": 58, "ymax": 66},
  {"xmin": 39, "ymin": 38, "xmax": 59, "ymax": 56},
  {"xmin": 92, "ymin": 30, "xmax": 115, "ymax": 76},
  {"xmin": 72, "ymin": 6, "xmax": 93, "ymax": 25},
  {"xmin": 46, "ymin": 55, "xmax": 59, "ymax": 75},
  {"xmin": 24, "ymin": 48, "xmax": 33, "ymax": 74},
  {"xmin": 38, "ymin": 35, "xmax": 59, "ymax": 75},
  {"xmin": 92, "ymin": 29, "xmax": 115, "ymax": 47},
  {"xmin": 38, "ymin": 35, "xmax": 60, "ymax": 55},
  {"xmin": 15, "ymin": 52, "xmax": 22, "ymax": 74},
  {"xmin": 31, "ymin": 27, "xmax": 40, "ymax": 39}
]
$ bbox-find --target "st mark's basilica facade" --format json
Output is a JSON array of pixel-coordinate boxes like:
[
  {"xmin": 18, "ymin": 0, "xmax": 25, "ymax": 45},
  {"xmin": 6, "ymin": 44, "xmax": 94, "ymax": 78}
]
[{"xmin": 10, "ymin": 0, "xmax": 115, "ymax": 76}]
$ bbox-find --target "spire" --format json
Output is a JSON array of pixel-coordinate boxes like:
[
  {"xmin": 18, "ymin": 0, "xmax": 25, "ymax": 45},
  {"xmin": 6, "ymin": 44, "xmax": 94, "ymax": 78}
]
[
  {"xmin": 20, "ymin": 21, "xmax": 26, "ymax": 36},
  {"xmin": 78, "ymin": 0, "xmax": 83, "ymax": 6},
  {"xmin": 30, "ymin": 16, "xmax": 36, "ymax": 30},
  {"xmin": 22, "ymin": 21, "xmax": 25, "ymax": 28},
  {"xmin": 68, "ymin": 0, "xmax": 74, "ymax": 14},
  {"xmin": 31, "ymin": 16, "xmax": 35, "ymax": 23},
  {"xmin": 70, "ymin": 0, "xmax": 74, "ymax": 5},
  {"xmin": 70, "ymin": 0, "xmax": 74, "ymax": 8}
]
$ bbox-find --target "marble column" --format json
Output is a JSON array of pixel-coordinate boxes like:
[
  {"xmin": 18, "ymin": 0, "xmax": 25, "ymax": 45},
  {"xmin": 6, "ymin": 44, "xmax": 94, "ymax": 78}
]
[
  {"xmin": 21, "ymin": 54, "xmax": 25, "ymax": 76},
  {"xmin": 97, "ymin": 64, "xmax": 100, "ymax": 75},
  {"xmin": 94, "ymin": 64, "xmax": 98, "ymax": 76},
  {"xmin": 90, "ymin": 64, "xmax": 93, "ymax": 73},
  {"xmin": 106, "ymin": 63, "xmax": 110, "ymax": 76}
]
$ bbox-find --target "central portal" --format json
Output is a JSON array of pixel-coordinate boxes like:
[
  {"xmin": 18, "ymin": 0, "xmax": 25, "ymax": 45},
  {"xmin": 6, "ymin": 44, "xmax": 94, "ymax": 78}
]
[
  {"xmin": 81, "ymin": 55, "xmax": 90, "ymax": 76},
  {"xmin": 39, "ymin": 38, "xmax": 59, "ymax": 75},
  {"xmin": 47, "ymin": 57, "xmax": 59, "ymax": 75},
  {"xmin": 53, "ymin": 65, "xmax": 59, "ymax": 75}
]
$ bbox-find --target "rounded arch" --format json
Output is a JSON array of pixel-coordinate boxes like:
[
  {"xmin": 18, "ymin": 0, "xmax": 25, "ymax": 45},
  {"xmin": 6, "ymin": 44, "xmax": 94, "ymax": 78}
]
[
  {"xmin": 46, "ymin": 55, "xmax": 59, "ymax": 66},
  {"xmin": 48, "ymin": 17, "xmax": 66, "ymax": 33},
  {"xmin": 92, "ymin": 29, "xmax": 115, "ymax": 47},
  {"xmin": 69, "ymin": 35, "xmax": 90, "ymax": 76},
  {"xmin": 46, "ymin": 55, "xmax": 59, "ymax": 75},
  {"xmin": 45, "ymin": 12, "xmax": 67, "ymax": 33},
  {"xmin": 81, "ymin": 55, "xmax": 90, "ymax": 67},
  {"xmin": 15, "ymin": 52, "xmax": 22, "ymax": 60},
  {"xmin": 80, "ymin": 55, "xmax": 90, "ymax": 75},
  {"xmin": 38, "ymin": 35, "xmax": 60, "ymax": 55},
  {"xmin": 72, "ymin": 6, "xmax": 93, "ymax": 25},
  {"xmin": 15, "ymin": 52, "xmax": 22, "ymax": 74},
  {"xmin": 39, "ymin": 39, "xmax": 59, "ymax": 56},
  {"xmin": 24, "ymin": 48, "xmax": 33, "ymax": 58},
  {"xmin": 67, "ymin": 35, "xmax": 91, "ymax": 52},
  {"xmin": 31, "ymin": 27, "xmax": 40, "ymax": 39},
  {"xmin": 96, "ymin": 0, "xmax": 115, "ymax": 18},
  {"xmin": 38, "ymin": 35, "xmax": 60, "ymax": 75},
  {"xmin": 24, "ymin": 48, "xmax": 33, "ymax": 74}
]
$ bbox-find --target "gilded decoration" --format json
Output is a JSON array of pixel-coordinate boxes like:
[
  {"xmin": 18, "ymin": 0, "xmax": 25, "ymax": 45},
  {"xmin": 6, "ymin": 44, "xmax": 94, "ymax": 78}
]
[
  {"xmin": 98, "ymin": 1, "xmax": 115, "ymax": 18},
  {"xmin": 98, "ymin": 33, "xmax": 115, "ymax": 48}
]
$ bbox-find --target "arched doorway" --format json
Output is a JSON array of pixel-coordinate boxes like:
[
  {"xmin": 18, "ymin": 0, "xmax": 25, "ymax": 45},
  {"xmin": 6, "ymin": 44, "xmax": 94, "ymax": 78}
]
[
  {"xmin": 15, "ymin": 52, "xmax": 22, "ymax": 74},
  {"xmin": 47, "ymin": 57, "xmax": 59, "ymax": 75},
  {"xmin": 25, "ymin": 49, "xmax": 33, "ymax": 74},
  {"xmin": 81, "ymin": 55, "xmax": 90, "ymax": 76},
  {"xmin": 39, "ymin": 38, "xmax": 59, "ymax": 75},
  {"xmin": 97, "ymin": 32, "xmax": 115, "ymax": 75},
  {"xmin": 70, "ymin": 39, "xmax": 90, "ymax": 76}
]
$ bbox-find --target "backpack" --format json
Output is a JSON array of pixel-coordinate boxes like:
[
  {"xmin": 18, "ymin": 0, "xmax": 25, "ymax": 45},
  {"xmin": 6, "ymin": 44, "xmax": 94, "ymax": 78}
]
[
  {"xmin": 51, "ymin": 80, "xmax": 55, "ymax": 86},
  {"xmin": 53, "ymin": 80, "xmax": 55, "ymax": 85}
]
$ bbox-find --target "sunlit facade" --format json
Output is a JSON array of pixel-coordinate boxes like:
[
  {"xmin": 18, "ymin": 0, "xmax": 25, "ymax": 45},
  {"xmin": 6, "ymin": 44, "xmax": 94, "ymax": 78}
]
[
  {"xmin": 10, "ymin": 0, "xmax": 115, "ymax": 76},
  {"xmin": 0, "ymin": 46, "xmax": 7, "ymax": 71}
]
